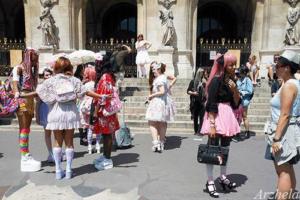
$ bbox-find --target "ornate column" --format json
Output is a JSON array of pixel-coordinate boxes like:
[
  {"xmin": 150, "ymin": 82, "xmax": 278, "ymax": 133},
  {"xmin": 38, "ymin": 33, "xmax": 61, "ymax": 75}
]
[{"xmin": 284, "ymin": 0, "xmax": 300, "ymax": 47}]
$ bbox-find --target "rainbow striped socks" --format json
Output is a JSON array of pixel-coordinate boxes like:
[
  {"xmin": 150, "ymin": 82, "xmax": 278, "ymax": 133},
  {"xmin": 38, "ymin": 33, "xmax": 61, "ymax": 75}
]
[{"xmin": 19, "ymin": 128, "xmax": 30, "ymax": 156}]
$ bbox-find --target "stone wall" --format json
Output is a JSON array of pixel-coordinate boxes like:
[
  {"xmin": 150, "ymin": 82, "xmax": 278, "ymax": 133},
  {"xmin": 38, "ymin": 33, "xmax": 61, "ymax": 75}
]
[{"xmin": 22, "ymin": 0, "xmax": 293, "ymax": 78}]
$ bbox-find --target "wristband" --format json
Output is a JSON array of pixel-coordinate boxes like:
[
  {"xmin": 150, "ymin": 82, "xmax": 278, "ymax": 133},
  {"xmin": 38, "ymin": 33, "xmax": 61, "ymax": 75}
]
[{"xmin": 273, "ymin": 137, "xmax": 281, "ymax": 143}]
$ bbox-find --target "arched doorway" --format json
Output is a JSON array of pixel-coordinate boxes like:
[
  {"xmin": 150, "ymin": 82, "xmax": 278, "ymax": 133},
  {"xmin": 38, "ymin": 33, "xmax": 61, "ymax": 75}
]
[
  {"xmin": 197, "ymin": 2, "xmax": 237, "ymax": 39},
  {"xmin": 86, "ymin": 1, "xmax": 137, "ymax": 41},
  {"xmin": 102, "ymin": 3, "xmax": 137, "ymax": 40},
  {"xmin": 86, "ymin": 1, "xmax": 137, "ymax": 77},
  {"xmin": 196, "ymin": 1, "xmax": 253, "ymax": 68},
  {"xmin": 0, "ymin": 0, "xmax": 25, "ymax": 75}
]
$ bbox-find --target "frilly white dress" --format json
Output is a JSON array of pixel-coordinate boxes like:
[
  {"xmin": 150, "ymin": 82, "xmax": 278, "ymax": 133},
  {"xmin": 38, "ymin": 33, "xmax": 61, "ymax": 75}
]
[
  {"xmin": 36, "ymin": 74, "xmax": 87, "ymax": 130},
  {"xmin": 166, "ymin": 89, "xmax": 176, "ymax": 122},
  {"xmin": 135, "ymin": 41, "xmax": 151, "ymax": 65},
  {"xmin": 145, "ymin": 75, "xmax": 169, "ymax": 122}
]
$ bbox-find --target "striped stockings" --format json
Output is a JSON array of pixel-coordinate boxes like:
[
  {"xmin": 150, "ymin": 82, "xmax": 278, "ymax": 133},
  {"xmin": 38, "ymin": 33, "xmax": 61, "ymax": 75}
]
[{"xmin": 19, "ymin": 128, "xmax": 30, "ymax": 156}]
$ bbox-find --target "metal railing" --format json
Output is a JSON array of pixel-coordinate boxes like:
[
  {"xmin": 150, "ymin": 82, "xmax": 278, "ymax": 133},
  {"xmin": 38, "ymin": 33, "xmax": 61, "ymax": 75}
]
[
  {"xmin": 196, "ymin": 37, "xmax": 251, "ymax": 68},
  {"xmin": 0, "ymin": 38, "xmax": 25, "ymax": 76},
  {"xmin": 86, "ymin": 38, "xmax": 137, "ymax": 78}
]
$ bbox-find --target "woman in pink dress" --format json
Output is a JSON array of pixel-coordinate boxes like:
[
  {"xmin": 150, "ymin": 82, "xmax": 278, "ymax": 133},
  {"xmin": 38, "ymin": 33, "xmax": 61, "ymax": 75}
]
[{"xmin": 200, "ymin": 52, "xmax": 241, "ymax": 198}]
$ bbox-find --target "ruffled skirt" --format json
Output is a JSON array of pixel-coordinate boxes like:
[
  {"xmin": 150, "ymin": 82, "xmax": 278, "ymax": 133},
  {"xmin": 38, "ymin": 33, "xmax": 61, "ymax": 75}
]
[
  {"xmin": 165, "ymin": 95, "xmax": 176, "ymax": 122},
  {"xmin": 46, "ymin": 101, "xmax": 81, "ymax": 130},
  {"xmin": 145, "ymin": 97, "xmax": 167, "ymax": 122},
  {"xmin": 136, "ymin": 50, "xmax": 150, "ymax": 65},
  {"xmin": 200, "ymin": 103, "xmax": 240, "ymax": 137}
]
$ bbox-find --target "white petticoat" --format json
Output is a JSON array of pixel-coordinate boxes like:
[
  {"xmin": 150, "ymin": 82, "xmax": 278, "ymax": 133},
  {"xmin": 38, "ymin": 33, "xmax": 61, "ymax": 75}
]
[
  {"xmin": 165, "ymin": 94, "xmax": 176, "ymax": 122},
  {"xmin": 136, "ymin": 50, "xmax": 150, "ymax": 65},
  {"xmin": 46, "ymin": 101, "xmax": 81, "ymax": 130},
  {"xmin": 145, "ymin": 98, "xmax": 167, "ymax": 122}
]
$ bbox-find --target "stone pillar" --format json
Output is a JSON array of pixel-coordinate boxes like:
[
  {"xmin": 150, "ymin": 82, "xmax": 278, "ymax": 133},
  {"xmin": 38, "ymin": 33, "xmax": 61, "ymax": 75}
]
[
  {"xmin": 251, "ymin": 0, "xmax": 268, "ymax": 78},
  {"xmin": 137, "ymin": 0, "xmax": 147, "ymax": 38},
  {"xmin": 251, "ymin": 0, "xmax": 264, "ymax": 60}
]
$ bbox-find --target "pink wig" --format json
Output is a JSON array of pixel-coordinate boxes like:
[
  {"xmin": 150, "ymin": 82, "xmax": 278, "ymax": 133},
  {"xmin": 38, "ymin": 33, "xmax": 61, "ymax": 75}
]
[
  {"xmin": 22, "ymin": 48, "xmax": 39, "ymax": 90},
  {"xmin": 205, "ymin": 52, "xmax": 237, "ymax": 95},
  {"xmin": 84, "ymin": 66, "xmax": 96, "ymax": 82}
]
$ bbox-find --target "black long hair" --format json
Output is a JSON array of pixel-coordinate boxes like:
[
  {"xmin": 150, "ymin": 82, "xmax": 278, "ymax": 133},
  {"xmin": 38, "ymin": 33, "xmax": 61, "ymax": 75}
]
[
  {"xmin": 74, "ymin": 64, "xmax": 85, "ymax": 81},
  {"xmin": 95, "ymin": 52, "xmax": 116, "ymax": 88}
]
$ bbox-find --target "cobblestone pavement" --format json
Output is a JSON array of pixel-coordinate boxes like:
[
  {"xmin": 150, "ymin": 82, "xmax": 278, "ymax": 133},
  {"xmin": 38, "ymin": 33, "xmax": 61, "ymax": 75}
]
[{"xmin": 0, "ymin": 131, "xmax": 299, "ymax": 200}]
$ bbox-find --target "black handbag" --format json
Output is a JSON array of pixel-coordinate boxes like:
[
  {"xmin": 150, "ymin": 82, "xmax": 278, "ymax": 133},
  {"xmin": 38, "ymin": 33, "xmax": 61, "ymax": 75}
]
[{"xmin": 197, "ymin": 139, "xmax": 229, "ymax": 166}]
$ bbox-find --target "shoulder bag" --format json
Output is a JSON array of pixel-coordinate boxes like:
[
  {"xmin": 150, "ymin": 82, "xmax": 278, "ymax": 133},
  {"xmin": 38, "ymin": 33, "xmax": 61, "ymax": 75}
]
[{"xmin": 197, "ymin": 138, "xmax": 229, "ymax": 166}]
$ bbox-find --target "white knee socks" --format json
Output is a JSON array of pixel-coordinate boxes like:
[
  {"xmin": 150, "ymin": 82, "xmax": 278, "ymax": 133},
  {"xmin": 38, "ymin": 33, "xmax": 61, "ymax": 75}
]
[
  {"xmin": 53, "ymin": 147, "xmax": 62, "ymax": 173},
  {"xmin": 65, "ymin": 148, "xmax": 74, "ymax": 173},
  {"xmin": 87, "ymin": 128, "xmax": 93, "ymax": 145}
]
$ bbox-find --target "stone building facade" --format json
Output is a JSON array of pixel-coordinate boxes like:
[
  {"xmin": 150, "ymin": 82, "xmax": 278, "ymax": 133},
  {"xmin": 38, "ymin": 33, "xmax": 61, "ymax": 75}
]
[{"xmin": 0, "ymin": 0, "xmax": 299, "ymax": 78}]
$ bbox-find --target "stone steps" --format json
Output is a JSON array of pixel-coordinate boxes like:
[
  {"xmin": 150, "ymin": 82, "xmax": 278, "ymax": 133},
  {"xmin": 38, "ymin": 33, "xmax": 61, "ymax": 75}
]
[
  {"xmin": 124, "ymin": 96, "xmax": 271, "ymax": 103},
  {"xmin": 123, "ymin": 101, "xmax": 271, "ymax": 108},
  {"xmin": 0, "ymin": 78, "xmax": 272, "ymax": 136},
  {"xmin": 120, "ymin": 90, "xmax": 273, "ymax": 97},
  {"xmin": 119, "ymin": 78, "xmax": 271, "ymax": 135}
]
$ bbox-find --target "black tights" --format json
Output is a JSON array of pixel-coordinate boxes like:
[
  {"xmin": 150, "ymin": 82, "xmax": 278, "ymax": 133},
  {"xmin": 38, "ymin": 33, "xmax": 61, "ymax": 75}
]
[
  {"xmin": 192, "ymin": 104, "xmax": 205, "ymax": 133},
  {"xmin": 102, "ymin": 134, "xmax": 113, "ymax": 159}
]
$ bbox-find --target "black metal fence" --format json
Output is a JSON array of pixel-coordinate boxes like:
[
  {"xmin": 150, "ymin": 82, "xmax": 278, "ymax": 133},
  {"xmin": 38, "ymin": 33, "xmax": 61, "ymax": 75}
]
[
  {"xmin": 86, "ymin": 38, "xmax": 137, "ymax": 78},
  {"xmin": 0, "ymin": 38, "xmax": 25, "ymax": 76},
  {"xmin": 196, "ymin": 37, "xmax": 251, "ymax": 69}
]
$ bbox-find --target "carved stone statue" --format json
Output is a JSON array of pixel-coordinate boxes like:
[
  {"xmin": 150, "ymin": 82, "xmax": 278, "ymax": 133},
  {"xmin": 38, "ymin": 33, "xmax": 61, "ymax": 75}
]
[
  {"xmin": 158, "ymin": 0, "xmax": 176, "ymax": 46},
  {"xmin": 284, "ymin": 0, "xmax": 300, "ymax": 46},
  {"xmin": 37, "ymin": 0, "xmax": 59, "ymax": 49}
]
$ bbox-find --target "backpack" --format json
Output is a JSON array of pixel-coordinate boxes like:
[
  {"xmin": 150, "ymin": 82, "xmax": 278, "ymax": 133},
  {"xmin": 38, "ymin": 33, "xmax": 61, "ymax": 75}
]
[
  {"xmin": 103, "ymin": 87, "xmax": 122, "ymax": 116},
  {"xmin": 114, "ymin": 99, "xmax": 132, "ymax": 148},
  {"xmin": 55, "ymin": 76, "xmax": 77, "ymax": 103},
  {"xmin": 115, "ymin": 123, "xmax": 132, "ymax": 148}
]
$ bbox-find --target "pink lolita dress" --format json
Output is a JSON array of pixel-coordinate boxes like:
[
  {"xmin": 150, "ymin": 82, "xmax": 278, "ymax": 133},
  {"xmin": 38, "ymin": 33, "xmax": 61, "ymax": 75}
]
[{"xmin": 200, "ymin": 77, "xmax": 240, "ymax": 137}]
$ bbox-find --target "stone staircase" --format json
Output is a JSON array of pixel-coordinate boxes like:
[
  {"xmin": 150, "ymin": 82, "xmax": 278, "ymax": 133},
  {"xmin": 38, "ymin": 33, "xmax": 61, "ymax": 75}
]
[
  {"xmin": 119, "ymin": 78, "xmax": 271, "ymax": 135},
  {"xmin": 0, "ymin": 78, "xmax": 272, "ymax": 135}
]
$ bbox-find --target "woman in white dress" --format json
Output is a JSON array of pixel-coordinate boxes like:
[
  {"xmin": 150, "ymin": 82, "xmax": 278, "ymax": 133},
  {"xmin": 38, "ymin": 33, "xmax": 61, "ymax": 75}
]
[
  {"xmin": 135, "ymin": 34, "xmax": 151, "ymax": 78},
  {"xmin": 145, "ymin": 62, "xmax": 169, "ymax": 152},
  {"xmin": 156, "ymin": 62, "xmax": 176, "ymax": 145},
  {"xmin": 21, "ymin": 57, "xmax": 105, "ymax": 180},
  {"xmin": 246, "ymin": 55, "xmax": 260, "ymax": 86}
]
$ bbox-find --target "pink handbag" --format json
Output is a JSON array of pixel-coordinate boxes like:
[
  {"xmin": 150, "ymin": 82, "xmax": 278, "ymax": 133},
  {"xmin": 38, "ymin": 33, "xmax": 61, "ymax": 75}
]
[{"xmin": 103, "ymin": 87, "xmax": 122, "ymax": 116}]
